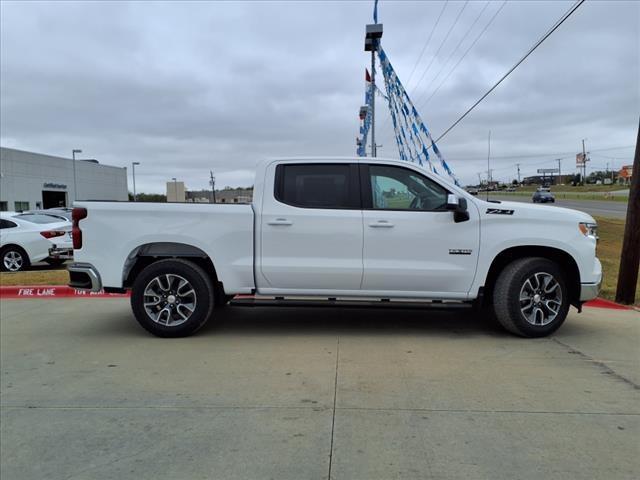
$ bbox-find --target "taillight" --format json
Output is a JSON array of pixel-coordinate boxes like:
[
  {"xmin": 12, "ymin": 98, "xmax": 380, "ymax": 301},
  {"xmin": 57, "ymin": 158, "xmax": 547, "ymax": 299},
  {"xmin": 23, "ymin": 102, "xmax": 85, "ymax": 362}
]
[
  {"xmin": 40, "ymin": 230, "xmax": 66, "ymax": 239},
  {"xmin": 72, "ymin": 207, "xmax": 87, "ymax": 249}
]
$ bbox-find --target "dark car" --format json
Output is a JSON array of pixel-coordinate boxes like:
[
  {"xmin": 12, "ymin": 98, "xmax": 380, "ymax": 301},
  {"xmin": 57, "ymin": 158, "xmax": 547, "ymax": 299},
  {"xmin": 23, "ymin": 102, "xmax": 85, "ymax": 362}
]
[{"xmin": 532, "ymin": 191, "xmax": 555, "ymax": 203}]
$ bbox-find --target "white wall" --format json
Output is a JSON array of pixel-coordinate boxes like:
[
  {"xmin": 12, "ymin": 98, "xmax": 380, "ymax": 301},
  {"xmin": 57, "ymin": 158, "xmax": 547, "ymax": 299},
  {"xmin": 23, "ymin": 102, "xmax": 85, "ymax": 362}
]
[{"xmin": 0, "ymin": 147, "xmax": 128, "ymax": 210}]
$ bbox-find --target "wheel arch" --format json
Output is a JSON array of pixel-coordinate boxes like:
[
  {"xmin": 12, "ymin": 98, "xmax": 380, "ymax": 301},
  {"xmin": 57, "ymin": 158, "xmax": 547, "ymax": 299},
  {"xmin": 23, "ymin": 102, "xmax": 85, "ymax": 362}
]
[
  {"xmin": 122, "ymin": 242, "xmax": 225, "ymax": 301},
  {"xmin": 483, "ymin": 245, "xmax": 581, "ymax": 308}
]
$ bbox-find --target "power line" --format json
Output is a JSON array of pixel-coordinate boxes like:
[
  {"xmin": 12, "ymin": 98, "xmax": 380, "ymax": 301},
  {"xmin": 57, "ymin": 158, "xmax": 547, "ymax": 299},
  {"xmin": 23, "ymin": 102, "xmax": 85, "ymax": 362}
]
[
  {"xmin": 431, "ymin": 0, "xmax": 587, "ymax": 147},
  {"xmin": 418, "ymin": 0, "xmax": 508, "ymax": 110},
  {"xmin": 409, "ymin": 0, "xmax": 470, "ymax": 96},
  {"xmin": 412, "ymin": 1, "xmax": 492, "ymax": 108},
  {"xmin": 404, "ymin": 1, "xmax": 449, "ymax": 90},
  {"xmin": 379, "ymin": 0, "xmax": 468, "ymax": 134}
]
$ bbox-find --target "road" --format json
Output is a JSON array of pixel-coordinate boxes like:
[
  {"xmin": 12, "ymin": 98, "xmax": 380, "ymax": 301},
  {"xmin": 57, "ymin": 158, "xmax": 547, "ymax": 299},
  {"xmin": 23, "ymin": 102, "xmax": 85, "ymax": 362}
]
[
  {"xmin": 489, "ymin": 194, "xmax": 628, "ymax": 219},
  {"xmin": 1, "ymin": 298, "xmax": 639, "ymax": 479}
]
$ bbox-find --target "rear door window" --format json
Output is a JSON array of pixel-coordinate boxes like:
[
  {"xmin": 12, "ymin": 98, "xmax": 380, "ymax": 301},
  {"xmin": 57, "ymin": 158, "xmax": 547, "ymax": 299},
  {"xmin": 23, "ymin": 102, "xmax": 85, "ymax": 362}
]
[
  {"xmin": 0, "ymin": 219, "xmax": 18, "ymax": 229},
  {"xmin": 275, "ymin": 164, "xmax": 359, "ymax": 209}
]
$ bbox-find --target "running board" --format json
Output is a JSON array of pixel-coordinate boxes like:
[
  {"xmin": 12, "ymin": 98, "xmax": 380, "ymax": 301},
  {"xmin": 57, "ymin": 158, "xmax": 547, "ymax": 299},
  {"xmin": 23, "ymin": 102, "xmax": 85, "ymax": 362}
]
[{"xmin": 229, "ymin": 296, "xmax": 472, "ymax": 310}]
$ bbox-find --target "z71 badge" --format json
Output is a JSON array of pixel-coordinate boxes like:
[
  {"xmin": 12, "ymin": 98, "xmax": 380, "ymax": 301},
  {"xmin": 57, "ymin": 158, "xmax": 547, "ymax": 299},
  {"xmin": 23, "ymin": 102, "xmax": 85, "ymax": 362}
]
[
  {"xmin": 486, "ymin": 208, "xmax": 514, "ymax": 215},
  {"xmin": 449, "ymin": 249, "xmax": 473, "ymax": 255}
]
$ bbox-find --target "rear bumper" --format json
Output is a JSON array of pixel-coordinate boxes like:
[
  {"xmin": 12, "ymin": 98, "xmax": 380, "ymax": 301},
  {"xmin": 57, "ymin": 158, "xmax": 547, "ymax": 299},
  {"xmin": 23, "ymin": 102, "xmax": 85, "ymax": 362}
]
[
  {"xmin": 49, "ymin": 247, "xmax": 74, "ymax": 260},
  {"xmin": 67, "ymin": 263, "xmax": 102, "ymax": 292}
]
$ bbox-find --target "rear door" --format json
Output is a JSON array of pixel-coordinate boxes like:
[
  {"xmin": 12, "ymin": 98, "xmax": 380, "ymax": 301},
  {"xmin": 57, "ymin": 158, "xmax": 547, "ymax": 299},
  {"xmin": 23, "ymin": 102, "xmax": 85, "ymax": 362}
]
[
  {"xmin": 360, "ymin": 163, "xmax": 480, "ymax": 297},
  {"xmin": 258, "ymin": 162, "xmax": 363, "ymax": 293}
]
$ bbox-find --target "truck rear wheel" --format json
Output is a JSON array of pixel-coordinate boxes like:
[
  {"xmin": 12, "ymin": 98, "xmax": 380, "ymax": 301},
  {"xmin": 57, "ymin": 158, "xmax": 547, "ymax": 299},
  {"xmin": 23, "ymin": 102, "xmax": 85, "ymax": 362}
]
[
  {"xmin": 131, "ymin": 259, "xmax": 215, "ymax": 337},
  {"xmin": 493, "ymin": 257, "xmax": 569, "ymax": 337}
]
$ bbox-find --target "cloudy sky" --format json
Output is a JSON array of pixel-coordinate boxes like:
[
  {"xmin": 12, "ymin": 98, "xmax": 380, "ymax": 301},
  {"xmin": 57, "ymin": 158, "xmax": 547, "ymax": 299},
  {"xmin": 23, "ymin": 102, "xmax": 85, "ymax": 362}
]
[{"xmin": 1, "ymin": 0, "xmax": 638, "ymax": 192}]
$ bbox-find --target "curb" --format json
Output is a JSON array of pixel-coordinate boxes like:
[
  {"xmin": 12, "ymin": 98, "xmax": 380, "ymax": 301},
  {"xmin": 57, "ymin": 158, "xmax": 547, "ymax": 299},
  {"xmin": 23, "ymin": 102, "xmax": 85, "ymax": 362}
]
[
  {"xmin": 0, "ymin": 285, "xmax": 129, "ymax": 299},
  {"xmin": 582, "ymin": 297, "xmax": 631, "ymax": 310},
  {"xmin": 0, "ymin": 286, "xmax": 634, "ymax": 310}
]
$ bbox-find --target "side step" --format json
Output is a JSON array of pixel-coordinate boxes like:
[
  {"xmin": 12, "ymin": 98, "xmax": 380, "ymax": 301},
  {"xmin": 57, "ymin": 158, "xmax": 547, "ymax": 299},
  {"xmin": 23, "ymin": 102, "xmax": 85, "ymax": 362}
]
[{"xmin": 229, "ymin": 296, "xmax": 472, "ymax": 310}]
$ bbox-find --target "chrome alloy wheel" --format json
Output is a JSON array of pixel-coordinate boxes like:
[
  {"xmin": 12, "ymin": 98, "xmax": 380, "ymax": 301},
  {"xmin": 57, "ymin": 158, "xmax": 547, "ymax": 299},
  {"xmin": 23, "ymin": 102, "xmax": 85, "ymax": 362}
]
[
  {"xmin": 519, "ymin": 272, "xmax": 562, "ymax": 326},
  {"xmin": 3, "ymin": 250, "xmax": 24, "ymax": 272},
  {"xmin": 143, "ymin": 274, "xmax": 197, "ymax": 327}
]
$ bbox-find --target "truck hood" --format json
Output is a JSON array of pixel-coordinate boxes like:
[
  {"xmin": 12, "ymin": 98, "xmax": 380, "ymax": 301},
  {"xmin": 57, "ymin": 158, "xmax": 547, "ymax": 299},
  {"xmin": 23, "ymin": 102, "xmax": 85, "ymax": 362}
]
[{"xmin": 476, "ymin": 199, "xmax": 596, "ymax": 224}]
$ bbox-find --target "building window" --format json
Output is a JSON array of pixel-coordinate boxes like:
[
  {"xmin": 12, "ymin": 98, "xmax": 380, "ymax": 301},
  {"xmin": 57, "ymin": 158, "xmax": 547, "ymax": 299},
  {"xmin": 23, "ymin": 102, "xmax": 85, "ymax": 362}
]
[
  {"xmin": 0, "ymin": 201, "xmax": 8, "ymax": 211},
  {"xmin": 14, "ymin": 201, "xmax": 29, "ymax": 212}
]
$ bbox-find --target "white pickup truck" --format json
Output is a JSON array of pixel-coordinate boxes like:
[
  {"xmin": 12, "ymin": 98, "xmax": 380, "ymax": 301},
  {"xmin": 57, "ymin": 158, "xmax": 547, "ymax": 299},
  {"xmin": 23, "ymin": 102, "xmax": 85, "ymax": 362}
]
[{"xmin": 68, "ymin": 157, "xmax": 601, "ymax": 338}]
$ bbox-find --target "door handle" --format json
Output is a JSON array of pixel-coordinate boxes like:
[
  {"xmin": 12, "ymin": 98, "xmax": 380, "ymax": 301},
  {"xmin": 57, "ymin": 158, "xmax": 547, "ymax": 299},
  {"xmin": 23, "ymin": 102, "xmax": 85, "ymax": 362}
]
[
  {"xmin": 368, "ymin": 220, "xmax": 394, "ymax": 228},
  {"xmin": 267, "ymin": 218, "xmax": 293, "ymax": 226}
]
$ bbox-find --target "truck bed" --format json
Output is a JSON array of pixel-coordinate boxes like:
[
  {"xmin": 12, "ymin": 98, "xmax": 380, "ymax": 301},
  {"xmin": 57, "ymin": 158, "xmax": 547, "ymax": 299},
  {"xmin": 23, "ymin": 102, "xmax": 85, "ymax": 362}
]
[{"xmin": 73, "ymin": 201, "xmax": 255, "ymax": 293}]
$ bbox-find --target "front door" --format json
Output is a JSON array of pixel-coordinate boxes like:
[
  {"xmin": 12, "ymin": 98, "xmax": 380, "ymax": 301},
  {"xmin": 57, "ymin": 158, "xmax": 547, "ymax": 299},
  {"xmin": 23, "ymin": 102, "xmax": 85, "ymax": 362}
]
[
  {"xmin": 258, "ymin": 162, "xmax": 363, "ymax": 293},
  {"xmin": 361, "ymin": 164, "xmax": 479, "ymax": 297}
]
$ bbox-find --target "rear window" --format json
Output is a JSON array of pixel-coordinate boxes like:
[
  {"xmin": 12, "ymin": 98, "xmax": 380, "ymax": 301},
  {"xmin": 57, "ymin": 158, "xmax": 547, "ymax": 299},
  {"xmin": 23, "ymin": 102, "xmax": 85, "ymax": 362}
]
[
  {"xmin": 14, "ymin": 214, "xmax": 63, "ymax": 224},
  {"xmin": 275, "ymin": 164, "xmax": 358, "ymax": 209}
]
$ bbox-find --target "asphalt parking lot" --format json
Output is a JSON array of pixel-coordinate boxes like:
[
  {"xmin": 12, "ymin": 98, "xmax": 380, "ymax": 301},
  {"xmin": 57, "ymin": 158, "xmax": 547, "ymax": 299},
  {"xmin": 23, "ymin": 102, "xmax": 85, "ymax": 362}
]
[{"xmin": 1, "ymin": 299, "xmax": 639, "ymax": 479}]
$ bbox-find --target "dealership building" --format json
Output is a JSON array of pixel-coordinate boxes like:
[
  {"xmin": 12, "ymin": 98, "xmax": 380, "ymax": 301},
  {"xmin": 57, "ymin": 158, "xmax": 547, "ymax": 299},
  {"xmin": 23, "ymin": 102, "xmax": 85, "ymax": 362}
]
[{"xmin": 0, "ymin": 147, "xmax": 128, "ymax": 211}]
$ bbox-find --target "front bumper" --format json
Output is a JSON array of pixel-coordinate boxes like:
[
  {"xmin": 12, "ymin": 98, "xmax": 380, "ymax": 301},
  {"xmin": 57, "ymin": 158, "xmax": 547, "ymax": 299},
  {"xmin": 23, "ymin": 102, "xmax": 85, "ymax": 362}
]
[
  {"xmin": 67, "ymin": 263, "xmax": 102, "ymax": 292},
  {"xmin": 580, "ymin": 281, "xmax": 601, "ymax": 301}
]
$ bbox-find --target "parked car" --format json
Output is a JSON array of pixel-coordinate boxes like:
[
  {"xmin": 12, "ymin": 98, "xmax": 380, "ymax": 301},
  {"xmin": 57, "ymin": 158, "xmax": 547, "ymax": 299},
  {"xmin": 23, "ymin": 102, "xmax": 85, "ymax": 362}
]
[
  {"xmin": 69, "ymin": 157, "xmax": 601, "ymax": 339},
  {"xmin": 26, "ymin": 208, "xmax": 73, "ymax": 221},
  {"xmin": 466, "ymin": 188, "xmax": 479, "ymax": 195},
  {"xmin": 0, "ymin": 212, "xmax": 72, "ymax": 271},
  {"xmin": 532, "ymin": 191, "xmax": 556, "ymax": 203}
]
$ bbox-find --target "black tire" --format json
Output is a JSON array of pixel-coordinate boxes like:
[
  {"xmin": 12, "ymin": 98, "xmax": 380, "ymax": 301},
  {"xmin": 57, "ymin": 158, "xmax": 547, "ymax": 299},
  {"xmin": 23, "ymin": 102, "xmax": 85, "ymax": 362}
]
[
  {"xmin": 1, "ymin": 245, "xmax": 30, "ymax": 272},
  {"xmin": 493, "ymin": 257, "xmax": 570, "ymax": 338},
  {"xmin": 45, "ymin": 258, "xmax": 66, "ymax": 267},
  {"xmin": 130, "ymin": 259, "xmax": 215, "ymax": 337}
]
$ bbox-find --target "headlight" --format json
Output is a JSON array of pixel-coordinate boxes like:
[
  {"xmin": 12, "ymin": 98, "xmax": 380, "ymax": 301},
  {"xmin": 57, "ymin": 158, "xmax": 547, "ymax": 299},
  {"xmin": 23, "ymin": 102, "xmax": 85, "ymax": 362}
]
[{"xmin": 579, "ymin": 222, "xmax": 598, "ymax": 239}]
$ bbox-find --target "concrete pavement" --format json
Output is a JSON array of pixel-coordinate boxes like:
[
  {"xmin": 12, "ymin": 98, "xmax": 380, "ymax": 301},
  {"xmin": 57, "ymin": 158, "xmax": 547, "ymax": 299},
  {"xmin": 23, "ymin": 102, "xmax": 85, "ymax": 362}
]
[{"xmin": 1, "ymin": 299, "xmax": 639, "ymax": 479}]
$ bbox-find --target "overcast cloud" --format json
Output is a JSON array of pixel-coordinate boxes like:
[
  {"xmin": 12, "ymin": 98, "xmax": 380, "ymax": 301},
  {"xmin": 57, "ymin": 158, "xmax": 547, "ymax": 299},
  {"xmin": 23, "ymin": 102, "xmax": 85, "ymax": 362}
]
[{"xmin": 1, "ymin": 0, "xmax": 638, "ymax": 191}]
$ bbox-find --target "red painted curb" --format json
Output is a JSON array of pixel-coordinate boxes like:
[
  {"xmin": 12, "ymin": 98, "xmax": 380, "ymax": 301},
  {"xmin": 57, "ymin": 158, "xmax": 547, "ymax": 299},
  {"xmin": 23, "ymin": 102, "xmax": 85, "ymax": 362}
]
[
  {"xmin": 0, "ymin": 287, "xmax": 633, "ymax": 309},
  {"xmin": 0, "ymin": 285, "xmax": 129, "ymax": 299},
  {"xmin": 583, "ymin": 298, "xmax": 631, "ymax": 310}
]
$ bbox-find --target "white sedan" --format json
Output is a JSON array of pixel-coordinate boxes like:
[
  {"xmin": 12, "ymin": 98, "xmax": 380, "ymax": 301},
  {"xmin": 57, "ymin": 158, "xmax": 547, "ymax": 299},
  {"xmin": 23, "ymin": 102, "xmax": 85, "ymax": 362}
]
[{"xmin": 0, "ymin": 212, "xmax": 72, "ymax": 272}]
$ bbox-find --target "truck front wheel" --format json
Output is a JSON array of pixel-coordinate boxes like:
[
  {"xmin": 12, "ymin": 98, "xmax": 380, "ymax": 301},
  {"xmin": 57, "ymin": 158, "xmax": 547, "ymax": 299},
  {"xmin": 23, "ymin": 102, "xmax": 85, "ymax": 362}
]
[
  {"xmin": 131, "ymin": 259, "xmax": 215, "ymax": 337},
  {"xmin": 493, "ymin": 257, "xmax": 569, "ymax": 337}
]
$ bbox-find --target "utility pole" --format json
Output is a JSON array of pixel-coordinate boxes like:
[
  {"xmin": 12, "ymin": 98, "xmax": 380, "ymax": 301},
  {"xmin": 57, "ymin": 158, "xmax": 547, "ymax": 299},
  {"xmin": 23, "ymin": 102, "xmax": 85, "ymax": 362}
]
[
  {"xmin": 557, "ymin": 158, "xmax": 562, "ymax": 180},
  {"xmin": 615, "ymin": 119, "xmax": 640, "ymax": 304},
  {"xmin": 365, "ymin": 23, "xmax": 382, "ymax": 157},
  {"xmin": 486, "ymin": 130, "xmax": 491, "ymax": 200},
  {"xmin": 516, "ymin": 163, "xmax": 521, "ymax": 183},
  {"xmin": 210, "ymin": 170, "xmax": 216, "ymax": 204},
  {"xmin": 477, "ymin": 172, "xmax": 482, "ymax": 186}
]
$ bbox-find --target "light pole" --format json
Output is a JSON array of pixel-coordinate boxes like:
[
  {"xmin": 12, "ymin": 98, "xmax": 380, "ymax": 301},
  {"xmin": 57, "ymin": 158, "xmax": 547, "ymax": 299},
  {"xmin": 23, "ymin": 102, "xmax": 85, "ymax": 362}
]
[
  {"xmin": 72, "ymin": 149, "xmax": 82, "ymax": 202},
  {"xmin": 132, "ymin": 162, "xmax": 140, "ymax": 201},
  {"xmin": 172, "ymin": 177, "xmax": 177, "ymax": 202},
  {"xmin": 365, "ymin": 23, "xmax": 383, "ymax": 157}
]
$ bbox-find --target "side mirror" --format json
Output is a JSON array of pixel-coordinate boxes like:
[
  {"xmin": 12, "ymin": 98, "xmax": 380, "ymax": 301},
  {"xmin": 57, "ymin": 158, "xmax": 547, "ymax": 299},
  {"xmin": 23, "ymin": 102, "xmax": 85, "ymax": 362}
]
[
  {"xmin": 446, "ymin": 194, "xmax": 459, "ymax": 210},
  {"xmin": 447, "ymin": 194, "xmax": 469, "ymax": 223}
]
